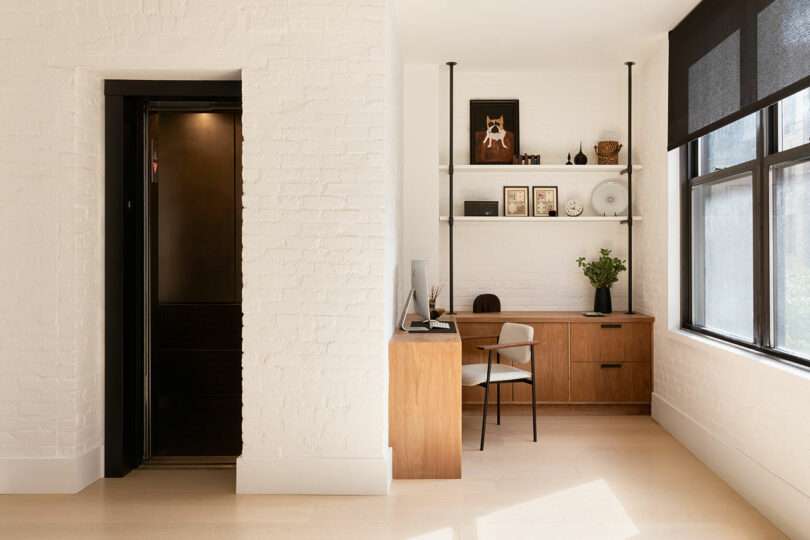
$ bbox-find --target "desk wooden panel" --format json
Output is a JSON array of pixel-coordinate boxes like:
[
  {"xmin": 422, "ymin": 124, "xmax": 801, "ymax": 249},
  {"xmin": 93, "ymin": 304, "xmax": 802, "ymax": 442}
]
[{"xmin": 388, "ymin": 321, "xmax": 461, "ymax": 479}]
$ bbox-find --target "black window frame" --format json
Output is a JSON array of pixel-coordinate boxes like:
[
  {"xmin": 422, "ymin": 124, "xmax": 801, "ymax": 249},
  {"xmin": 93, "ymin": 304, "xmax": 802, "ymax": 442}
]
[{"xmin": 681, "ymin": 94, "xmax": 810, "ymax": 371}]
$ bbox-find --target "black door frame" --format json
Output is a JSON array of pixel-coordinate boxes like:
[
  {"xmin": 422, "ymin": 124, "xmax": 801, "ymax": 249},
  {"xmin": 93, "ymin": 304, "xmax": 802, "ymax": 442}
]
[{"xmin": 104, "ymin": 80, "xmax": 241, "ymax": 477}]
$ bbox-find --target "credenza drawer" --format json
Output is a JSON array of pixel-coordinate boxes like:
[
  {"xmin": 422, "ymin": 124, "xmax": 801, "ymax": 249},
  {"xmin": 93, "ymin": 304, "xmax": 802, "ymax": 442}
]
[
  {"xmin": 571, "ymin": 361, "xmax": 651, "ymax": 402},
  {"xmin": 570, "ymin": 322, "xmax": 651, "ymax": 363}
]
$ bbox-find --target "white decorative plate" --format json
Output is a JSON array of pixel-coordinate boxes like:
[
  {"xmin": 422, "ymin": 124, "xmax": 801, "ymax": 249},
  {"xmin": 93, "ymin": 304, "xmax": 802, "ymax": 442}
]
[{"xmin": 591, "ymin": 179, "xmax": 628, "ymax": 216}]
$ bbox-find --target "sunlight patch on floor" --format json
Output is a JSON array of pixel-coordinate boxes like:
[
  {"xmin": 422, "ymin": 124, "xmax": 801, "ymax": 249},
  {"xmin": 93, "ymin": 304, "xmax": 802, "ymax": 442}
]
[
  {"xmin": 408, "ymin": 527, "xmax": 456, "ymax": 540},
  {"xmin": 475, "ymin": 479, "xmax": 638, "ymax": 540}
]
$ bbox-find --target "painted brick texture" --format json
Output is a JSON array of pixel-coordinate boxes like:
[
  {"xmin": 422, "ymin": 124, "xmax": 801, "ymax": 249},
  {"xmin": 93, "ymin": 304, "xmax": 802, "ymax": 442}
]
[{"xmin": 0, "ymin": 0, "xmax": 395, "ymax": 490}]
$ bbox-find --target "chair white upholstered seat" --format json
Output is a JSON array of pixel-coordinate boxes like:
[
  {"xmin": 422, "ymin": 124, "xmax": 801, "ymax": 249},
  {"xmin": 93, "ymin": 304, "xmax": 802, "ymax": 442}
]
[{"xmin": 462, "ymin": 363, "xmax": 531, "ymax": 386}]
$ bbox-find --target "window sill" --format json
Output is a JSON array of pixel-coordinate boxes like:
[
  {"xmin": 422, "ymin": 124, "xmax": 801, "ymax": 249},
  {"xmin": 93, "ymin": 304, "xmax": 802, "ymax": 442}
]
[{"xmin": 666, "ymin": 327, "xmax": 810, "ymax": 378}]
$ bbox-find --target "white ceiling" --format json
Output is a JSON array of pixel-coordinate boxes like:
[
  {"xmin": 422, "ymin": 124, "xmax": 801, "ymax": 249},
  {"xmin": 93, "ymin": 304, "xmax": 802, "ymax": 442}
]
[{"xmin": 396, "ymin": 0, "xmax": 700, "ymax": 70}]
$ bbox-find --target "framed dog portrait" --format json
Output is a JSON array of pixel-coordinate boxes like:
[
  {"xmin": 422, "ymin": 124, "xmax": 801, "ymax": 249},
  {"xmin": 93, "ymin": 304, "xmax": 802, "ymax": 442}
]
[
  {"xmin": 503, "ymin": 186, "xmax": 529, "ymax": 217},
  {"xmin": 532, "ymin": 186, "xmax": 558, "ymax": 217},
  {"xmin": 470, "ymin": 99, "xmax": 519, "ymax": 165}
]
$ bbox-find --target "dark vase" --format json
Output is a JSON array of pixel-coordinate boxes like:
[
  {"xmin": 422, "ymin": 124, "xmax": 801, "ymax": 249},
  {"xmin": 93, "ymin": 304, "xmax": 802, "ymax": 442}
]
[
  {"xmin": 574, "ymin": 142, "xmax": 588, "ymax": 165},
  {"xmin": 594, "ymin": 287, "xmax": 612, "ymax": 313}
]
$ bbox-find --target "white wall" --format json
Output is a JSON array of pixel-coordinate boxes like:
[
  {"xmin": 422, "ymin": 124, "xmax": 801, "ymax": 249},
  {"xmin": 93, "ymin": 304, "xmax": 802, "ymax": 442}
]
[
  {"xmin": 400, "ymin": 64, "xmax": 441, "ymax": 304},
  {"xmin": 402, "ymin": 67, "xmax": 639, "ymax": 312},
  {"xmin": 384, "ymin": 2, "xmax": 404, "ymax": 342},
  {"xmin": 0, "ymin": 0, "xmax": 396, "ymax": 495},
  {"xmin": 636, "ymin": 39, "xmax": 810, "ymax": 539}
]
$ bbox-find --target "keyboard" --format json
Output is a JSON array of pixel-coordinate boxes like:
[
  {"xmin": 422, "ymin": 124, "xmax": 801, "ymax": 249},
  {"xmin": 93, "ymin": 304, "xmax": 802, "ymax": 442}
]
[{"xmin": 405, "ymin": 320, "xmax": 453, "ymax": 332}]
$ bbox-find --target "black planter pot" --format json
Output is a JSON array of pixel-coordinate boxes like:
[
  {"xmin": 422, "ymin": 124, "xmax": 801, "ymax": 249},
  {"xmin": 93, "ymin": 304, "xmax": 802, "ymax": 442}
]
[{"xmin": 594, "ymin": 287, "xmax": 612, "ymax": 313}]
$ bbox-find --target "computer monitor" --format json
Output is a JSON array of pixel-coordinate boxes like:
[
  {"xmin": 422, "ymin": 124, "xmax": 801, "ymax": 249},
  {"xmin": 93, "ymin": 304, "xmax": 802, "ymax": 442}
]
[{"xmin": 411, "ymin": 260, "xmax": 431, "ymax": 322}]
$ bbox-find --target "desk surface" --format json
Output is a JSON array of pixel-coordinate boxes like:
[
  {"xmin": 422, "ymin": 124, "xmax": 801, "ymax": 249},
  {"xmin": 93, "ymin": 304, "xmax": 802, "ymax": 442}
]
[{"xmin": 454, "ymin": 311, "xmax": 654, "ymax": 323}]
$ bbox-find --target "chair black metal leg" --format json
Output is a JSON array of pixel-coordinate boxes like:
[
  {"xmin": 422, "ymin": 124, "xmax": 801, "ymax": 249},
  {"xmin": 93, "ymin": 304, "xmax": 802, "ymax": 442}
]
[
  {"xmin": 481, "ymin": 351, "xmax": 493, "ymax": 451},
  {"xmin": 496, "ymin": 352, "xmax": 501, "ymax": 425},
  {"xmin": 496, "ymin": 384, "xmax": 501, "ymax": 425},
  {"xmin": 480, "ymin": 383, "xmax": 489, "ymax": 451},
  {"xmin": 530, "ymin": 347, "xmax": 537, "ymax": 442}
]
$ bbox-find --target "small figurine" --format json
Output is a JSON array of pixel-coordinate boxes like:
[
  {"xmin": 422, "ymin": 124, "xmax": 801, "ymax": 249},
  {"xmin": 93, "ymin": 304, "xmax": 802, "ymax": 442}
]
[
  {"xmin": 565, "ymin": 199, "xmax": 584, "ymax": 217},
  {"xmin": 566, "ymin": 153, "xmax": 573, "ymax": 165}
]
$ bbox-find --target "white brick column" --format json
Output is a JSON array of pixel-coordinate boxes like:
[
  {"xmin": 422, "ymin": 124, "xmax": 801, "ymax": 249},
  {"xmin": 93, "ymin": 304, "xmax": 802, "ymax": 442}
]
[{"xmin": 236, "ymin": 2, "xmax": 393, "ymax": 494}]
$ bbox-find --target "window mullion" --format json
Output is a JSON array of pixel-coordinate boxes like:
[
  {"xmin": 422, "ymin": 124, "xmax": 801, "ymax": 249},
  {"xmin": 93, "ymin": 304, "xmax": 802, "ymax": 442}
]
[
  {"xmin": 754, "ymin": 109, "xmax": 771, "ymax": 348},
  {"xmin": 681, "ymin": 145, "xmax": 693, "ymax": 328}
]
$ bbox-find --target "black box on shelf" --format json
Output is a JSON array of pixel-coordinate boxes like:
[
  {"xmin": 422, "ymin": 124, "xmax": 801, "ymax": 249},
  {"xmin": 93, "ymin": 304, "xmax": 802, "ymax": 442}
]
[{"xmin": 464, "ymin": 201, "xmax": 499, "ymax": 216}]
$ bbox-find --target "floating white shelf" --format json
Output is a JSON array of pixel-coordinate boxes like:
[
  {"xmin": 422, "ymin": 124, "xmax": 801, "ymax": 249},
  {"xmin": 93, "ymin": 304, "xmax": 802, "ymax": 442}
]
[
  {"xmin": 439, "ymin": 216, "xmax": 642, "ymax": 223},
  {"xmin": 439, "ymin": 164, "xmax": 642, "ymax": 173}
]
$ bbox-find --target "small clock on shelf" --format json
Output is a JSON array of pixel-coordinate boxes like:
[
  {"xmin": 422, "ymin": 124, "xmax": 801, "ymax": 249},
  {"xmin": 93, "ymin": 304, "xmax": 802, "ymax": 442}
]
[{"xmin": 565, "ymin": 199, "xmax": 584, "ymax": 217}]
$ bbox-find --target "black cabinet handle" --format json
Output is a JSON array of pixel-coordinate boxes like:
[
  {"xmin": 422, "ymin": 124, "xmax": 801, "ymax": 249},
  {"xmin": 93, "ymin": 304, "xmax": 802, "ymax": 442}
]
[
  {"xmin": 601, "ymin": 323, "xmax": 622, "ymax": 329},
  {"xmin": 600, "ymin": 363, "xmax": 622, "ymax": 369}
]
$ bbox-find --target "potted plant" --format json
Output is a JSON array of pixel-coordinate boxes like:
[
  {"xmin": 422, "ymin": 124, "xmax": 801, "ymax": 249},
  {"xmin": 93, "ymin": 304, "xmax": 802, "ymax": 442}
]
[{"xmin": 576, "ymin": 249, "xmax": 627, "ymax": 313}]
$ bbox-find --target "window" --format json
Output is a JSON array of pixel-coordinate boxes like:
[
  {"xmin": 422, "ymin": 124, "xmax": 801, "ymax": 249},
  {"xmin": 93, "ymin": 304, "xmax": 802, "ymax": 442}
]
[
  {"xmin": 698, "ymin": 113, "xmax": 758, "ymax": 175},
  {"xmin": 691, "ymin": 176, "xmax": 754, "ymax": 340},
  {"xmin": 778, "ymin": 86, "xmax": 810, "ymax": 152},
  {"xmin": 682, "ymin": 87, "xmax": 810, "ymax": 369},
  {"xmin": 772, "ymin": 159, "xmax": 810, "ymax": 358}
]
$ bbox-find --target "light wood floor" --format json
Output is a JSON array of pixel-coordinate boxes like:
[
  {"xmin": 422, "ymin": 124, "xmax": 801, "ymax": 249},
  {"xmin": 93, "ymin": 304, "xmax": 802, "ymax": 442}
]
[{"xmin": 0, "ymin": 416, "xmax": 785, "ymax": 539}]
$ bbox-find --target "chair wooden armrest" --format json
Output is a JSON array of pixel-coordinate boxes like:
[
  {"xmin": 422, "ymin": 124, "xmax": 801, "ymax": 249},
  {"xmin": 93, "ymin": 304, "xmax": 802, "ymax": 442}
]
[{"xmin": 476, "ymin": 340, "xmax": 541, "ymax": 351}]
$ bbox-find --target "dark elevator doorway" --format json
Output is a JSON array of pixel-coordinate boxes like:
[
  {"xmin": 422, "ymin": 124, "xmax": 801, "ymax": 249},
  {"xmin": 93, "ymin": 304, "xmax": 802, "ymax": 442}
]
[{"xmin": 145, "ymin": 107, "xmax": 243, "ymax": 462}]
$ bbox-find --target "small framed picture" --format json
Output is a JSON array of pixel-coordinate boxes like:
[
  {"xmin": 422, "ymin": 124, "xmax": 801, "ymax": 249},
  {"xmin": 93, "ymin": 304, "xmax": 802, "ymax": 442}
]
[
  {"xmin": 503, "ymin": 186, "xmax": 529, "ymax": 217},
  {"xmin": 470, "ymin": 99, "xmax": 520, "ymax": 165},
  {"xmin": 532, "ymin": 186, "xmax": 558, "ymax": 217}
]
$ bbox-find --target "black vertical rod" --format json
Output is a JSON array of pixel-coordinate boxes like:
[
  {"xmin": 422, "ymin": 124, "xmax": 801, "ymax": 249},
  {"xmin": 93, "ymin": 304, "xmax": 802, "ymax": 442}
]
[
  {"xmin": 625, "ymin": 61, "xmax": 635, "ymax": 314},
  {"xmin": 447, "ymin": 61, "xmax": 456, "ymax": 314}
]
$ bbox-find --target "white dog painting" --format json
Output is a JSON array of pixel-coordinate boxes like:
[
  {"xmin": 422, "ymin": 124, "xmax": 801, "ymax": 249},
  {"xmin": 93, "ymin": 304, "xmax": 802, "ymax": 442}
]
[{"xmin": 482, "ymin": 115, "xmax": 509, "ymax": 149}]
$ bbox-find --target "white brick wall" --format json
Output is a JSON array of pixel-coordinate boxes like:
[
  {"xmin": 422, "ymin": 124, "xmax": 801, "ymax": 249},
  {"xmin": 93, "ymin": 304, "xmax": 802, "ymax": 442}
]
[
  {"xmin": 0, "ymin": 0, "xmax": 396, "ymax": 494},
  {"xmin": 636, "ymin": 39, "xmax": 810, "ymax": 539}
]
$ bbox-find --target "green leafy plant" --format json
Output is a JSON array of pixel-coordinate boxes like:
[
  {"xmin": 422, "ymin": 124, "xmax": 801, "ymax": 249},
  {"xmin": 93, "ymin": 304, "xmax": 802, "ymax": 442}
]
[{"xmin": 576, "ymin": 249, "xmax": 627, "ymax": 289}]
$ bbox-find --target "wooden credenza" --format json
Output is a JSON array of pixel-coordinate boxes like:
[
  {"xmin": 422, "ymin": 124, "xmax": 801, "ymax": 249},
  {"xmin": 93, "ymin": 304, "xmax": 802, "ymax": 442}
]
[{"xmin": 456, "ymin": 311, "xmax": 654, "ymax": 407}]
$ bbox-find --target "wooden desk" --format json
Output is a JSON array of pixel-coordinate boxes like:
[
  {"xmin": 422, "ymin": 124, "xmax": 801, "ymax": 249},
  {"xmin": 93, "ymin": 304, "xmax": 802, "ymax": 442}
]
[
  {"xmin": 456, "ymin": 311, "xmax": 654, "ymax": 408},
  {"xmin": 388, "ymin": 319, "xmax": 461, "ymax": 479}
]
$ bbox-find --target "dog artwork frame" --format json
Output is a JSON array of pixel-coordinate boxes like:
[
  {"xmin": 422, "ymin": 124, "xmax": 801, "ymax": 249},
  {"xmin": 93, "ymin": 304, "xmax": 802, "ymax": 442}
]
[{"xmin": 470, "ymin": 99, "xmax": 519, "ymax": 165}]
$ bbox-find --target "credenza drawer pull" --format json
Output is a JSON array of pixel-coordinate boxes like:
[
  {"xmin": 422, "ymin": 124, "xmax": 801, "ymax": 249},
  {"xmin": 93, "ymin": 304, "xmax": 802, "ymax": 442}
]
[
  {"xmin": 601, "ymin": 323, "xmax": 622, "ymax": 329},
  {"xmin": 600, "ymin": 363, "xmax": 622, "ymax": 369}
]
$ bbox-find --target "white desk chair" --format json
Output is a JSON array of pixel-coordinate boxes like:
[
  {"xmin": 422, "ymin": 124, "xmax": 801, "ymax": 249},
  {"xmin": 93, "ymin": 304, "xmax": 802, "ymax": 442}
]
[{"xmin": 462, "ymin": 322, "xmax": 540, "ymax": 451}]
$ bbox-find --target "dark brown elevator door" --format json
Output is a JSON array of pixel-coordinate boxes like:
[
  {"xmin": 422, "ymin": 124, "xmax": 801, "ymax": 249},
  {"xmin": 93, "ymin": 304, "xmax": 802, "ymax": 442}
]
[{"xmin": 150, "ymin": 110, "xmax": 242, "ymax": 457}]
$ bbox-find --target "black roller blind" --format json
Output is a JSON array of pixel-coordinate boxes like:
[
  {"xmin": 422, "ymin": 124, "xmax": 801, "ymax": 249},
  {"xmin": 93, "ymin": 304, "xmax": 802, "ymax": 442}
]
[{"xmin": 669, "ymin": 0, "xmax": 810, "ymax": 150}]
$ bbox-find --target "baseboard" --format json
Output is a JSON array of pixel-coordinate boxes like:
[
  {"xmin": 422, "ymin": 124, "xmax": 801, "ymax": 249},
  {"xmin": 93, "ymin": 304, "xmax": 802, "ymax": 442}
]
[
  {"xmin": 236, "ymin": 448, "xmax": 392, "ymax": 495},
  {"xmin": 652, "ymin": 392, "xmax": 810, "ymax": 540},
  {"xmin": 0, "ymin": 446, "xmax": 103, "ymax": 494}
]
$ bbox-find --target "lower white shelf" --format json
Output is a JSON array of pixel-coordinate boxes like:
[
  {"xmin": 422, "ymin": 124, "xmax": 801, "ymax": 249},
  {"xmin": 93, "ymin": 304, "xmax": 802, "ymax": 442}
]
[{"xmin": 439, "ymin": 216, "xmax": 642, "ymax": 223}]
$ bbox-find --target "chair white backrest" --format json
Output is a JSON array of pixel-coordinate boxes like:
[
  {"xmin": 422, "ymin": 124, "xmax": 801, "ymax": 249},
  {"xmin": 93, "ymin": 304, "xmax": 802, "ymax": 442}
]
[{"xmin": 498, "ymin": 323, "xmax": 534, "ymax": 364}]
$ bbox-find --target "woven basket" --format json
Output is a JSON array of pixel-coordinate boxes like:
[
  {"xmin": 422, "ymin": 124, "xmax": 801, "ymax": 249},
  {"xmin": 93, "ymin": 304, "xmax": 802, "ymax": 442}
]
[{"xmin": 594, "ymin": 140, "xmax": 622, "ymax": 165}]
